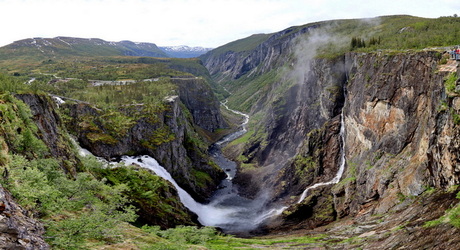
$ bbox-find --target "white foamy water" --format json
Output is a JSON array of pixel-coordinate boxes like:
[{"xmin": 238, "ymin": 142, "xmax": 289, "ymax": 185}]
[
  {"xmin": 120, "ymin": 155, "xmax": 283, "ymax": 232},
  {"xmin": 72, "ymin": 100, "xmax": 286, "ymax": 232},
  {"xmin": 297, "ymin": 111, "xmax": 346, "ymax": 203}
]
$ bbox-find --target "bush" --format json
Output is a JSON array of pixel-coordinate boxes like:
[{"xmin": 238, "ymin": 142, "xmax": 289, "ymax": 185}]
[
  {"xmin": 445, "ymin": 73, "xmax": 458, "ymax": 94},
  {"xmin": 142, "ymin": 225, "xmax": 219, "ymax": 245},
  {"xmin": 1, "ymin": 154, "xmax": 138, "ymax": 249}
]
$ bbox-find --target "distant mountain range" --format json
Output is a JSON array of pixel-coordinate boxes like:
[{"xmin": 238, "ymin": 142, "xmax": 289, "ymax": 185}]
[
  {"xmin": 0, "ymin": 37, "xmax": 212, "ymax": 65},
  {"xmin": 159, "ymin": 45, "xmax": 213, "ymax": 58}
]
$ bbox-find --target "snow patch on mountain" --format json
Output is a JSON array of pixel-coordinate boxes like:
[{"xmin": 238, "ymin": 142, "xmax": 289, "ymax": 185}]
[{"xmin": 159, "ymin": 45, "xmax": 213, "ymax": 58}]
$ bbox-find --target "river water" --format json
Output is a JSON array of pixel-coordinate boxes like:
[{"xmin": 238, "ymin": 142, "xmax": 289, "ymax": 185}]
[
  {"xmin": 74, "ymin": 101, "xmax": 285, "ymax": 233},
  {"xmin": 73, "ymin": 97, "xmax": 347, "ymax": 233},
  {"xmin": 118, "ymin": 102, "xmax": 286, "ymax": 233}
]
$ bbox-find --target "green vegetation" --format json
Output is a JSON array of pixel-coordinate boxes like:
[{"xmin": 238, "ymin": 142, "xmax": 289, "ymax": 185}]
[
  {"xmin": 202, "ymin": 33, "xmax": 271, "ymax": 59},
  {"xmin": 89, "ymin": 164, "xmax": 195, "ymax": 227},
  {"xmin": 139, "ymin": 225, "xmax": 329, "ymax": 250},
  {"xmin": 0, "ymin": 92, "xmax": 49, "ymax": 159},
  {"xmin": 440, "ymin": 72, "xmax": 460, "ymax": 126},
  {"xmin": 226, "ymin": 68, "xmax": 285, "ymax": 112},
  {"xmin": 0, "ymin": 89, "xmax": 139, "ymax": 248},
  {"xmin": 424, "ymin": 191, "xmax": 460, "ymax": 229},
  {"xmin": 445, "ymin": 72, "xmax": 458, "ymax": 94},
  {"xmin": 322, "ymin": 15, "xmax": 460, "ymax": 55},
  {"xmin": 294, "ymin": 155, "xmax": 316, "ymax": 179},
  {"xmin": 209, "ymin": 15, "xmax": 460, "ymax": 69},
  {"xmin": 2, "ymin": 154, "xmax": 138, "ymax": 249},
  {"xmin": 0, "ymin": 75, "xmax": 202, "ymax": 248},
  {"xmin": 41, "ymin": 58, "xmax": 192, "ymax": 81},
  {"xmin": 0, "ymin": 37, "xmax": 168, "ymax": 72}
]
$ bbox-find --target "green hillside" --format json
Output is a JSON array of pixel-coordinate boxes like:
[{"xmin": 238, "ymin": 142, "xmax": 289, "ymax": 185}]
[{"xmin": 204, "ymin": 15, "xmax": 460, "ymax": 62}]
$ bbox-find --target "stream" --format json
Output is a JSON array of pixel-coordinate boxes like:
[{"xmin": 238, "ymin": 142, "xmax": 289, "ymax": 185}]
[{"xmin": 118, "ymin": 102, "xmax": 285, "ymax": 233}]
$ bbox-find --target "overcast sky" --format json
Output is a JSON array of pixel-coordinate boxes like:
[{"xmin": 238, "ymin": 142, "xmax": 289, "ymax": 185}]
[{"xmin": 1, "ymin": 0, "xmax": 459, "ymax": 48}]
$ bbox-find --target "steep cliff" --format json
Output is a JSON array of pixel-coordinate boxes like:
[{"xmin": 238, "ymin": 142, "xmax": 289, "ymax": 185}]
[
  {"xmin": 172, "ymin": 77, "xmax": 228, "ymax": 132},
  {"xmin": 274, "ymin": 51, "xmax": 458, "ymax": 230},
  {"xmin": 15, "ymin": 94, "xmax": 80, "ymax": 175},
  {"xmin": 202, "ymin": 16, "xmax": 460, "ymax": 246},
  {"xmin": 333, "ymin": 51, "xmax": 450, "ymax": 217},
  {"xmin": 64, "ymin": 95, "xmax": 226, "ymax": 202}
]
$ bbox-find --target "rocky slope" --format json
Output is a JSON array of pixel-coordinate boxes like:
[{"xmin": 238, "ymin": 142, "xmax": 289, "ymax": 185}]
[
  {"xmin": 0, "ymin": 185, "xmax": 49, "ymax": 249},
  {"xmin": 172, "ymin": 77, "xmax": 228, "ymax": 132},
  {"xmin": 15, "ymin": 94, "xmax": 80, "ymax": 175}
]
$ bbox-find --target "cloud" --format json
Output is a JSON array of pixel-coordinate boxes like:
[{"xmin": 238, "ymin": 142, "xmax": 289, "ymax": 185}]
[{"xmin": 0, "ymin": 0, "xmax": 459, "ymax": 48}]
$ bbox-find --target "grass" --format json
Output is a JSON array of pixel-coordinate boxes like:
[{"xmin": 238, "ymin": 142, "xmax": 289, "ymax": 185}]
[
  {"xmin": 424, "ymin": 191, "xmax": 460, "ymax": 229},
  {"xmin": 205, "ymin": 234, "xmax": 328, "ymax": 249},
  {"xmin": 445, "ymin": 72, "xmax": 459, "ymax": 95},
  {"xmin": 226, "ymin": 68, "xmax": 284, "ymax": 113},
  {"xmin": 85, "ymin": 223, "xmax": 331, "ymax": 250},
  {"xmin": 202, "ymin": 33, "xmax": 271, "ymax": 58}
]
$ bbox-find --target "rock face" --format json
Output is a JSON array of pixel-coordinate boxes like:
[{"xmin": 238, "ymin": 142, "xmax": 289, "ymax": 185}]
[
  {"xmin": 15, "ymin": 94, "xmax": 79, "ymax": 175},
  {"xmin": 333, "ymin": 51, "xmax": 451, "ymax": 218},
  {"xmin": 0, "ymin": 185, "xmax": 49, "ymax": 250},
  {"xmin": 65, "ymin": 96, "xmax": 226, "ymax": 202},
  {"xmin": 200, "ymin": 25, "xmax": 317, "ymax": 82},
  {"xmin": 273, "ymin": 51, "xmax": 459, "ymax": 228},
  {"xmin": 233, "ymin": 57, "xmax": 346, "ymax": 199},
  {"xmin": 172, "ymin": 77, "xmax": 228, "ymax": 132},
  {"xmin": 203, "ymin": 22, "xmax": 460, "ymax": 242}
]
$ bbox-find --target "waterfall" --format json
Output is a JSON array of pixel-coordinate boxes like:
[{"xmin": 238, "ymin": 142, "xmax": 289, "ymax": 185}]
[
  {"xmin": 72, "ymin": 101, "xmax": 285, "ymax": 232},
  {"xmin": 297, "ymin": 107, "xmax": 346, "ymax": 204},
  {"xmin": 120, "ymin": 155, "xmax": 284, "ymax": 232}
]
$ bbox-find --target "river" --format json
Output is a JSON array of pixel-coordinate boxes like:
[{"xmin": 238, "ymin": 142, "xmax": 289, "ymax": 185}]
[
  {"xmin": 119, "ymin": 101, "xmax": 285, "ymax": 233},
  {"xmin": 74, "ymin": 101, "xmax": 286, "ymax": 233}
]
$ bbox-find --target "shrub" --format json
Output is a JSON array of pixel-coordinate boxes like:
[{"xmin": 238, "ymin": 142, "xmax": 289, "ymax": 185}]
[
  {"xmin": 142, "ymin": 225, "xmax": 218, "ymax": 245},
  {"xmin": 1, "ymin": 154, "xmax": 138, "ymax": 249}
]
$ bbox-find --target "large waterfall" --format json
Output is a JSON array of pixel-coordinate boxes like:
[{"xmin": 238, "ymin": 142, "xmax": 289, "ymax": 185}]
[{"xmin": 116, "ymin": 102, "xmax": 283, "ymax": 233}]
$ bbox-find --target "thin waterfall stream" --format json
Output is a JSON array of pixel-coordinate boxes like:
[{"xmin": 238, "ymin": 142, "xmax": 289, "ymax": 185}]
[{"xmin": 297, "ymin": 96, "xmax": 347, "ymax": 203}]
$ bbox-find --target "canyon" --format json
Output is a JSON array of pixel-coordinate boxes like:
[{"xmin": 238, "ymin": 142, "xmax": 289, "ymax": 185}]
[{"xmin": 1, "ymin": 15, "xmax": 460, "ymax": 249}]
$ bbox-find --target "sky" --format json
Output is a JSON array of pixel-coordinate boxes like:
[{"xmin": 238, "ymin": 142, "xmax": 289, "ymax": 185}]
[{"xmin": 1, "ymin": 0, "xmax": 459, "ymax": 48}]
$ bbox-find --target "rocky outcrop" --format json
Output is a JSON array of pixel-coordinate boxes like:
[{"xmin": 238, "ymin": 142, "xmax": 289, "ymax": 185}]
[
  {"xmin": 172, "ymin": 77, "xmax": 228, "ymax": 132},
  {"xmin": 332, "ymin": 51, "xmax": 450, "ymax": 217},
  {"xmin": 65, "ymin": 97, "xmax": 225, "ymax": 202},
  {"xmin": 0, "ymin": 185, "xmax": 49, "ymax": 250},
  {"xmin": 15, "ymin": 94, "xmax": 79, "ymax": 175}
]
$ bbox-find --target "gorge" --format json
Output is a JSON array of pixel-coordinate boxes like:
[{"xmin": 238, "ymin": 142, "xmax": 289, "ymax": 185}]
[{"xmin": 1, "ymin": 15, "xmax": 460, "ymax": 249}]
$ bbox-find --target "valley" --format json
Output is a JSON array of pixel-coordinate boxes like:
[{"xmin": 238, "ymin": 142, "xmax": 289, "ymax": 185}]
[{"xmin": 0, "ymin": 14, "xmax": 460, "ymax": 249}]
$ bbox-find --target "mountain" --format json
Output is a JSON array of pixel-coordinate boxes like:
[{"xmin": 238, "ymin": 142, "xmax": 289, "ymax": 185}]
[
  {"xmin": 0, "ymin": 36, "xmax": 169, "ymax": 69},
  {"xmin": 160, "ymin": 45, "xmax": 213, "ymax": 58},
  {"xmin": 2, "ymin": 14, "xmax": 460, "ymax": 249},
  {"xmin": 200, "ymin": 15, "xmax": 460, "ymax": 248}
]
